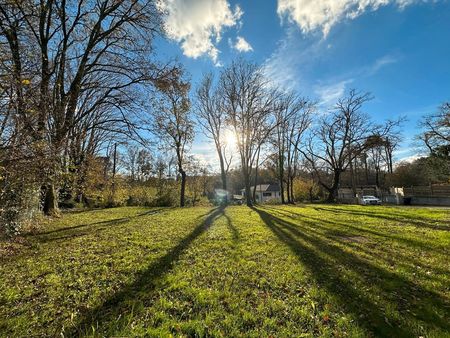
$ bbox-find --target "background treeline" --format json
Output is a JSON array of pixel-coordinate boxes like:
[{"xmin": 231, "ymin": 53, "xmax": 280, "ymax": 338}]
[{"xmin": 0, "ymin": 1, "xmax": 448, "ymax": 235}]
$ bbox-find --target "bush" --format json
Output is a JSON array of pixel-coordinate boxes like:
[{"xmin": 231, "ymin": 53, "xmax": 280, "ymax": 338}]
[
  {"xmin": 85, "ymin": 181, "xmax": 179, "ymax": 208},
  {"xmin": 293, "ymin": 178, "xmax": 320, "ymax": 202},
  {"xmin": 0, "ymin": 181, "xmax": 40, "ymax": 236},
  {"xmin": 185, "ymin": 195, "xmax": 211, "ymax": 207},
  {"xmin": 149, "ymin": 191, "xmax": 177, "ymax": 207},
  {"xmin": 126, "ymin": 185, "xmax": 158, "ymax": 206},
  {"xmin": 58, "ymin": 198, "xmax": 84, "ymax": 209}
]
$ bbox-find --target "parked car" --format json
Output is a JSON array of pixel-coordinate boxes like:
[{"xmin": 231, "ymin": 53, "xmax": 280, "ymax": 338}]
[{"xmin": 361, "ymin": 195, "xmax": 382, "ymax": 205}]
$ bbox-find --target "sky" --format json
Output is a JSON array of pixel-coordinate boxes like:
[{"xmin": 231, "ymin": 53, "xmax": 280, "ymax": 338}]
[{"xmin": 154, "ymin": 0, "xmax": 450, "ymax": 169}]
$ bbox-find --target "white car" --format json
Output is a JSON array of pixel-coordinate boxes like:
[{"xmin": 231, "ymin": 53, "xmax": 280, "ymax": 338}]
[{"xmin": 361, "ymin": 195, "xmax": 382, "ymax": 205}]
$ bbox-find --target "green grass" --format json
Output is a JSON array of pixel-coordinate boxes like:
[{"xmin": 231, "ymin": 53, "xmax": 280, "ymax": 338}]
[{"xmin": 0, "ymin": 204, "xmax": 449, "ymax": 337}]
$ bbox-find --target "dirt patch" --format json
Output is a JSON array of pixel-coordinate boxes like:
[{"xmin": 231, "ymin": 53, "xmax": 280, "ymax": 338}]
[
  {"xmin": 336, "ymin": 235, "xmax": 369, "ymax": 243},
  {"xmin": 325, "ymin": 230, "xmax": 369, "ymax": 243}
]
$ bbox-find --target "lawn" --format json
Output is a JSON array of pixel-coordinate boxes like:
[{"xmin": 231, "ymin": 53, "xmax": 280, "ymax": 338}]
[{"xmin": 0, "ymin": 204, "xmax": 449, "ymax": 337}]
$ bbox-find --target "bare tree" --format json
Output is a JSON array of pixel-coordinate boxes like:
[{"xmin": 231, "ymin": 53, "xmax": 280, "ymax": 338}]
[
  {"xmin": 153, "ymin": 155, "xmax": 167, "ymax": 196},
  {"xmin": 0, "ymin": 0, "xmax": 174, "ymax": 215},
  {"xmin": 122, "ymin": 145, "xmax": 140, "ymax": 181},
  {"xmin": 419, "ymin": 103, "xmax": 450, "ymax": 156},
  {"xmin": 153, "ymin": 69, "xmax": 194, "ymax": 207},
  {"xmin": 219, "ymin": 59, "xmax": 278, "ymax": 206},
  {"xmin": 286, "ymin": 100, "xmax": 314, "ymax": 203},
  {"xmin": 195, "ymin": 73, "xmax": 232, "ymax": 199},
  {"xmin": 185, "ymin": 155, "xmax": 210, "ymax": 207},
  {"xmin": 363, "ymin": 133, "xmax": 401, "ymax": 187},
  {"xmin": 136, "ymin": 148, "xmax": 152, "ymax": 181},
  {"xmin": 300, "ymin": 90, "xmax": 400, "ymax": 202},
  {"xmin": 272, "ymin": 92, "xmax": 313, "ymax": 204},
  {"xmin": 366, "ymin": 136, "xmax": 385, "ymax": 188}
]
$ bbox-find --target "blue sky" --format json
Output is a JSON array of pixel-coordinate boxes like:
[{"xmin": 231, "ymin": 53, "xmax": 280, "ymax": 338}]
[{"xmin": 154, "ymin": 0, "xmax": 450, "ymax": 168}]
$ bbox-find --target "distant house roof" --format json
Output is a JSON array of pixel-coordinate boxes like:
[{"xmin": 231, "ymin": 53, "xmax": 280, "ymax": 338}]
[{"xmin": 241, "ymin": 184, "xmax": 280, "ymax": 192}]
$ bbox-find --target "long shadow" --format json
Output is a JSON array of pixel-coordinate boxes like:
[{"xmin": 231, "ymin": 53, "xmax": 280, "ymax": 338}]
[
  {"xmin": 264, "ymin": 205, "xmax": 447, "ymax": 254},
  {"xmin": 276, "ymin": 212, "xmax": 450, "ymax": 300},
  {"xmin": 223, "ymin": 210, "xmax": 240, "ymax": 244},
  {"xmin": 313, "ymin": 206, "xmax": 450, "ymax": 231},
  {"xmin": 264, "ymin": 206, "xmax": 446, "ymax": 264},
  {"xmin": 266, "ymin": 207, "xmax": 450, "ymax": 280},
  {"xmin": 326, "ymin": 233, "xmax": 450, "ymax": 282},
  {"xmin": 253, "ymin": 207, "xmax": 450, "ymax": 337},
  {"xmin": 304, "ymin": 213, "xmax": 449, "ymax": 255},
  {"xmin": 31, "ymin": 208, "xmax": 170, "ymax": 243},
  {"xmin": 268, "ymin": 206, "xmax": 450, "ymax": 291},
  {"xmin": 65, "ymin": 206, "xmax": 225, "ymax": 336},
  {"xmin": 37, "ymin": 208, "xmax": 169, "ymax": 236}
]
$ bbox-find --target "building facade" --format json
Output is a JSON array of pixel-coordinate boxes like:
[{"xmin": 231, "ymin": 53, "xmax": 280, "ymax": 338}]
[{"xmin": 241, "ymin": 184, "xmax": 281, "ymax": 203}]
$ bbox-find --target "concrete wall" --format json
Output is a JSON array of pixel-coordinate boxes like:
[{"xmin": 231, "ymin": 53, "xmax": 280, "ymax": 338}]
[{"xmin": 411, "ymin": 196, "xmax": 450, "ymax": 206}]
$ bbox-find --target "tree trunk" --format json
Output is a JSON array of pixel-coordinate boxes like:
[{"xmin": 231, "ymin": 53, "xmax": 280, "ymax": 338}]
[
  {"xmin": 245, "ymin": 176, "xmax": 252, "ymax": 207},
  {"xmin": 388, "ymin": 150, "xmax": 393, "ymax": 173},
  {"xmin": 292, "ymin": 178, "xmax": 295, "ymax": 203},
  {"xmin": 218, "ymin": 151, "xmax": 228, "ymax": 203},
  {"xmin": 326, "ymin": 170, "xmax": 341, "ymax": 203},
  {"xmin": 349, "ymin": 159, "xmax": 356, "ymax": 197},
  {"xmin": 364, "ymin": 155, "xmax": 369, "ymax": 185},
  {"xmin": 252, "ymin": 147, "xmax": 261, "ymax": 204},
  {"xmin": 286, "ymin": 177, "xmax": 291, "ymax": 203},
  {"xmin": 180, "ymin": 169, "xmax": 186, "ymax": 207},
  {"xmin": 252, "ymin": 172, "xmax": 258, "ymax": 203},
  {"xmin": 43, "ymin": 184, "xmax": 59, "ymax": 216},
  {"xmin": 375, "ymin": 168, "xmax": 380, "ymax": 188},
  {"xmin": 278, "ymin": 151, "xmax": 285, "ymax": 204}
]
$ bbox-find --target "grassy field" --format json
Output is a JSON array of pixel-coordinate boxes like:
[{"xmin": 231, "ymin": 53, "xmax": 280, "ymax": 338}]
[{"xmin": 0, "ymin": 204, "xmax": 449, "ymax": 337}]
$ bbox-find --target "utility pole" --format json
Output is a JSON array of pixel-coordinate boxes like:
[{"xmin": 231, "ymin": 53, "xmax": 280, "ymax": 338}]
[{"xmin": 111, "ymin": 143, "xmax": 117, "ymax": 202}]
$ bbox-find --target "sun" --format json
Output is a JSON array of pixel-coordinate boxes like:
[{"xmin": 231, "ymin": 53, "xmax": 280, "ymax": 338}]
[{"xmin": 224, "ymin": 129, "xmax": 237, "ymax": 149}]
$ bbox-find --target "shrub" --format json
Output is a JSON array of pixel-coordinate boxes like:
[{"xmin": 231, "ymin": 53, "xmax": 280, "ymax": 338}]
[
  {"xmin": 293, "ymin": 178, "xmax": 320, "ymax": 202},
  {"xmin": 126, "ymin": 185, "xmax": 158, "ymax": 206},
  {"xmin": 150, "ymin": 192, "xmax": 177, "ymax": 207},
  {"xmin": 0, "ymin": 181, "xmax": 40, "ymax": 236},
  {"xmin": 85, "ymin": 181, "xmax": 179, "ymax": 208}
]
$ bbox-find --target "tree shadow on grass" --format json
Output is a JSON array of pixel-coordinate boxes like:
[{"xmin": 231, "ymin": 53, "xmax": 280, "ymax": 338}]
[
  {"xmin": 264, "ymin": 205, "xmax": 447, "ymax": 254},
  {"xmin": 301, "ymin": 213, "xmax": 449, "ymax": 254},
  {"xmin": 263, "ymin": 206, "xmax": 450, "ymax": 282},
  {"xmin": 65, "ymin": 206, "xmax": 226, "ymax": 336},
  {"xmin": 313, "ymin": 206, "xmax": 450, "ymax": 231},
  {"xmin": 223, "ymin": 210, "xmax": 240, "ymax": 244},
  {"xmin": 31, "ymin": 208, "xmax": 170, "ymax": 243},
  {"xmin": 253, "ymin": 206, "xmax": 450, "ymax": 337}
]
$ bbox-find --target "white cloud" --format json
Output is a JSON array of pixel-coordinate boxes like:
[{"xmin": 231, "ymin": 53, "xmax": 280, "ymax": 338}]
[
  {"xmin": 315, "ymin": 79, "xmax": 354, "ymax": 107},
  {"xmin": 395, "ymin": 153, "xmax": 422, "ymax": 163},
  {"xmin": 264, "ymin": 27, "xmax": 400, "ymax": 104},
  {"xmin": 190, "ymin": 140, "xmax": 221, "ymax": 169},
  {"xmin": 277, "ymin": 0, "xmax": 422, "ymax": 36},
  {"xmin": 263, "ymin": 26, "xmax": 325, "ymax": 91},
  {"xmin": 159, "ymin": 0, "xmax": 243, "ymax": 64},
  {"xmin": 233, "ymin": 36, "xmax": 253, "ymax": 52},
  {"xmin": 366, "ymin": 54, "xmax": 399, "ymax": 75}
]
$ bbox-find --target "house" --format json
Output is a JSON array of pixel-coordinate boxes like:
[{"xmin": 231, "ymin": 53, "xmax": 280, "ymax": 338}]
[{"xmin": 241, "ymin": 184, "xmax": 281, "ymax": 203}]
